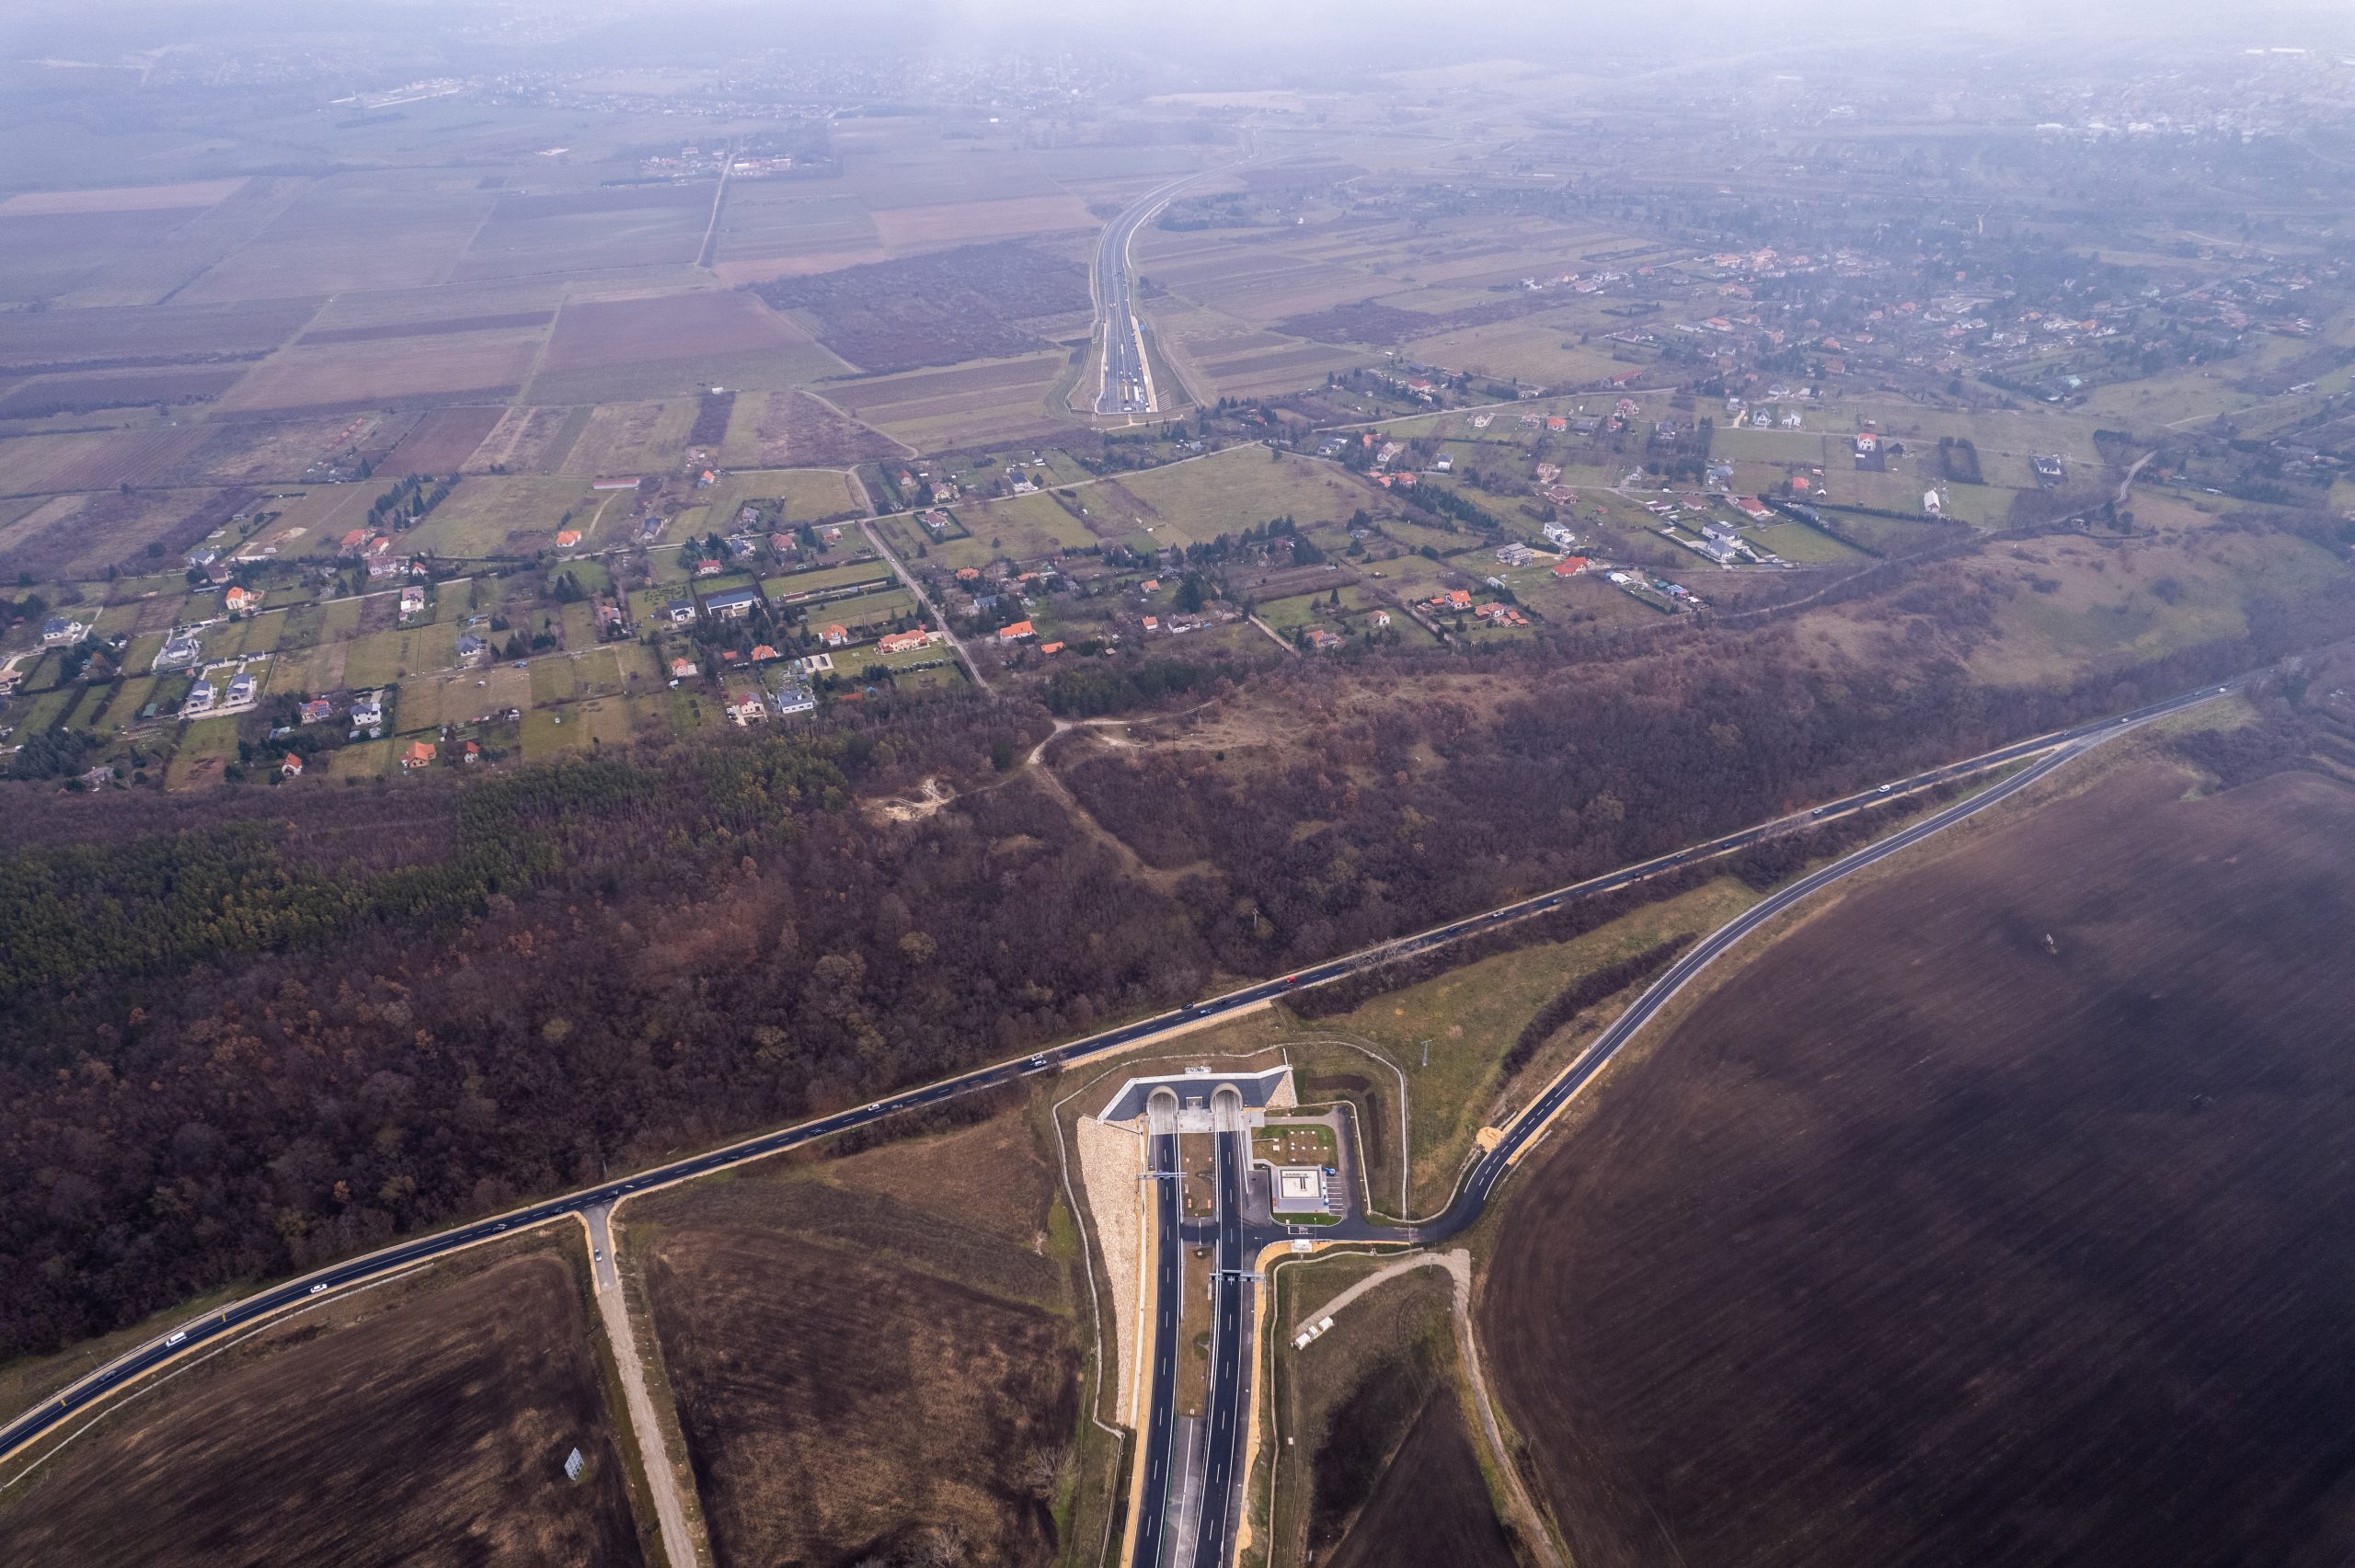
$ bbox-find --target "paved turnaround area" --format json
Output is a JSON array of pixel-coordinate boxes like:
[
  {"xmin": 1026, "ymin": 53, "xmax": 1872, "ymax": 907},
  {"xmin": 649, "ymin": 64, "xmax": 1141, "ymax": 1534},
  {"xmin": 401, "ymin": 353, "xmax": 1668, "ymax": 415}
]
[{"xmin": 0, "ymin": 679, "xmax": 2242, "ymax": 1486}]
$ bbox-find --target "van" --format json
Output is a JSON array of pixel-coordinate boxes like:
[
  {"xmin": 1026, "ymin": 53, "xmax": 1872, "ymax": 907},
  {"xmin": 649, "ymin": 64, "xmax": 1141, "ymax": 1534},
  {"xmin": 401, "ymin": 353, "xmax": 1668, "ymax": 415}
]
[{"xmin": 165, "ymin": 1331, "xmax": 188, "ymax": 1347}]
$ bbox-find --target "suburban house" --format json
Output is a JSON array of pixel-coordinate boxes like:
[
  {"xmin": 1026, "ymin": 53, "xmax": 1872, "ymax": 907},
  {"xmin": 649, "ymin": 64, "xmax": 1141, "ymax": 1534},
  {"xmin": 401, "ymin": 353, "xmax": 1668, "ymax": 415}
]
[
  {"xmin": 1497, "ymin": 542, "xmax": 1535, "ymax": 567},
  {"xmin": 298, "ymin": 697, "xmax": 334, "ymax": 725},
  {"xmin": 462, "ymin": 740, "xmax": 481, "ymax": 764},
  {"xmin": 820, "ymin": 624, "xmax": 851, "ymax": 647},
  {"xmin": 997, "ymin": 620, "xmax": 1037, "ymax": 643},
  {"xmin": 1734, "ymin": 496, "xmax": 1772, "ymax": 521},
  {"xmin": 666, "ymin": 601, "xmax": 698, "ymax": 625},
  {"xmin": 41, "ymin": 615, "xmax": 87, "ymax": 647},
  {"xmin": 750, "ymin": 643, "xmax": 779, "ymax": 663},
  {"xmin": 350, "ymin": 692, "xmax": 385, "ymax": 729},
  {"xmin": 876, "ymin": 627, "xmax": 939, "ymax": 655},
  {"xmin": 401, "ymin": 740, "xmax": 436, "ymax": 771},
  {"xmin": 225, "ymin": 671, "xmax": 256, "ymax": 706},
  {"xmin": 694, "ymin": 558, "xmax": 724, "ymax": 578},
  {"xmin": 1543, "ymin": 522, "xmax": 1579, "ymax": 548},
  {"xmin": 155, "ymin": 631, "xmax": 201, "ymax": 670},
  {"xmin": 281, "ymin": 752, "xmax": 304, "ymax": 778},
  {"xmin": 224, "ymin": 586, "xmax": 258, "ymax": 615},
  {"xmin": 704, "ymin": 586, "xmax": 761, "ymax": 621},
  {"xmin": 671, "ymin": 657, "xmax": 698, "ymax": 679},
  {"xmin": 455, "ymin": 634, "xmax": 488, "ymax": 665},
  {"xmin": 555, "ymin": 530, "xmax": 582, "ymax": 550},
  {"xmin": 772, "ymin": 683, "xmax": 817, "ymax": 716},
  {"xmin": 1369, "ymin": 610, "xmax": 1392, "ymax": 629},
  {"xmin": 399, "ymin": 586, "xmax": 425, "ymax": 618},
  {"xmin": 1552, "ymin": 555, "xmax": 1592, "ymax": 578},
  {"xmin": 726, "ymin": 691, "xmax": 766, "ymax": 726},
  {"xmin": 183, "ymin": 681, "xmax": 216, "ymax": 715},
  {"xmin": 1303, "ymin": 626, "xmax": 1343, "ymax": 652}
]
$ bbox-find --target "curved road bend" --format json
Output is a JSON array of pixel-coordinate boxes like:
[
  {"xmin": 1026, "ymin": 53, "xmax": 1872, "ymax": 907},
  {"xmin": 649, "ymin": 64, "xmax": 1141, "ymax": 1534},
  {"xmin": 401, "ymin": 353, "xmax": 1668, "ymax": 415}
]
[
  {"xmin": 0, "ymin": 680, "xmax": 2238, "ymax": 1471},
  {"xmin": 1093, "ymin": 158, "xmax": 1249, "ymax": 417}
]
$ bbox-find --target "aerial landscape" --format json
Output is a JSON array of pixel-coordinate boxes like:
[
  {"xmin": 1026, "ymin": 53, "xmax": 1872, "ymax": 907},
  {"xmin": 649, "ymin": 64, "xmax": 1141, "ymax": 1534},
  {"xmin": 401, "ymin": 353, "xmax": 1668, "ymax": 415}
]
[{"xmin": 5, "ymin": 0, "xmax": 2355, "ymax": 1563}]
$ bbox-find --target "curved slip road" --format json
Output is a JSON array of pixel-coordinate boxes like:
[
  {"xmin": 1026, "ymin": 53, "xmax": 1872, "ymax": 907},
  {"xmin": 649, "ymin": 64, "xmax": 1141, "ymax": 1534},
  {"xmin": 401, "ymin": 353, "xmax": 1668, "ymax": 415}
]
[{"xmin": 0, "ymin": 680, "xmax": 2240, "ymax": 1476}]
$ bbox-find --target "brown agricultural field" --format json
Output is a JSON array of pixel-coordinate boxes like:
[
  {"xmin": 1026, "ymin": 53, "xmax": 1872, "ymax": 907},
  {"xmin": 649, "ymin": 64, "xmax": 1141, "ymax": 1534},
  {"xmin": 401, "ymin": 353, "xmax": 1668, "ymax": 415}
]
[
  {"xmin": 178, "ymin": 179, "xmax": 493, "ymax": 303},
  {"xmin": 557, "ymin": 401, "xmax": 696, "ymax": 479},
  {"xmin": 0, "ymin": 427, "xmax": 208, "ymax": 495},
  {"xmin": 1324, "ymin": 1393, "xmax": 1517, "ymax": 1568},
  {"xmin": 0, "ymin": 1251, "xmax": 645, "ymax": 1568},
  {"xmin": 471, "ymin": 405, "xmax": 584, "ymax": 474},
  {"xmin": 0, "ymin": 179, "xmax": 249, "ymax": 216},
  {"xmin": 0, "ymin": 298, "xmax": 316, "ymax": 373},
  {"xmin": 379, "ymin": 406, "xmax": 509, "ymax": 476},
  {"xmin": 724, "ymin": 388, "xmax": 907, "ymax": 466},
  {"xmin": 1483, "ymin": 760, "xmax": 2355, "ymax": 1568},
  {"xmin": 541, "ymin": 290, "xmax": 808, "ymax": 373},
  {"xmin": 0, "ymin": 486, "xmax": 251, "ymax": 581},
  {"xmin": 174, "ymin": 412, "xmax": 415, "ymax": 486},
  {"xmin": 0, "ymin": 365, "xmax": 245, "ymax": 420},
  {"xmin": 298, "ymin": 310, "xmax": 555, "ymax": 347},
  {"xmin": 631, "ymin": 1109, "xmax": 1079, "ymax": 1568},
  {"xmin": 868, "ymin": 193, "xmax": 1099, "ymax": 249},
  {"xmin": 752, "ymin": 242, "xmax": 1089, "ymax": 373},
  {"xmin": 217, "ymin": 328, "xmax": 540, "ymax": 413}
]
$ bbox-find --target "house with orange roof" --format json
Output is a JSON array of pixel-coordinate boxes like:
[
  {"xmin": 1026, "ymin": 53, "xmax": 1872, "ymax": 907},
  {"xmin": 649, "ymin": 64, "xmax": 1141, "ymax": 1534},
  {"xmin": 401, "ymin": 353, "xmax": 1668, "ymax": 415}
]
[
  {"xmin": 400, "ymin": 740, "xmax": 436, "ymax": 772},
  {"xmin": 821, "ymin": 624, "xmax": 850, "ymax": 647},
  {"xmin": 555, "ymin": 530, "xmax": 582, "ymax": 549},
  {"xmin": 281, "ymin": 752, "xmax": 304, "ymax": 778},
  {"xmin": 996, "ymin": 620, "xmax": 1037, "ymax": 643},
  {"xmin": 224, "ymin": 585, "xmax": 258, "ymax": 615}
]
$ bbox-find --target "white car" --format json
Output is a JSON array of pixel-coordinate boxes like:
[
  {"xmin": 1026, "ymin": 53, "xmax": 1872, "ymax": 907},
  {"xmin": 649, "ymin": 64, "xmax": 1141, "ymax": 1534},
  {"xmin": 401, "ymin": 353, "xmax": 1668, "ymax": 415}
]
[{"xmin": 308, "ymin": 1284, "xmax": 327, "ymax": 1296}]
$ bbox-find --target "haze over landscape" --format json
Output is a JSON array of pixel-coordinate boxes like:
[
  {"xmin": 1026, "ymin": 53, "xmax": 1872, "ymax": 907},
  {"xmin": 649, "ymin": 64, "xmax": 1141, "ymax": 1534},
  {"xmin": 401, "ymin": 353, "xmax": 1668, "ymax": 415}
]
[{"xmin": 3, "ymin": 4, "xmax": 2355, "ymax": 1566}]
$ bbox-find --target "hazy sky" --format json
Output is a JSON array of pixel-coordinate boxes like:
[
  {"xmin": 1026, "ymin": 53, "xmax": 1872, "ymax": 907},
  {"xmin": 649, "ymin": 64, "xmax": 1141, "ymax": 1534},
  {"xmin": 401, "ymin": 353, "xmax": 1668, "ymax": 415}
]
[{"xmin": 4, "ymin": 0, "xmax": 2351, "ymax": 76}]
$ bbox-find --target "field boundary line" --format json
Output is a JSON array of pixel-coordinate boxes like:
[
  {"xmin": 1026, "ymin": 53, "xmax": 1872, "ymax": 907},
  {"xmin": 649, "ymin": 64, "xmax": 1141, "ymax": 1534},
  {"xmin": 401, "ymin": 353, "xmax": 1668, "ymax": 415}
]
[{"xmin": 0, "ymin": 1258, "xmax": 438, "ymax": 1495}]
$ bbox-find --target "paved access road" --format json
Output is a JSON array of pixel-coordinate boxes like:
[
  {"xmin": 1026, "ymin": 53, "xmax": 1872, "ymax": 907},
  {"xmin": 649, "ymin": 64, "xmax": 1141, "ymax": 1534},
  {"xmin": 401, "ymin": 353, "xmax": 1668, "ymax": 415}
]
[
  {"xmin": 0, "ymin": 680, "xmax": 2239, "ymax": 1469},
  {"xmin": 1143, "ymin": 676, "xmax": 2239, "ymax": 1568},
  {"xmin": 1189, "ymin": 1117, "xmax": 1251, "ymax": 1568},
  {"xmin": 1131, "ymin": 1122, "xmax": 1184, "ymax": 1568}
]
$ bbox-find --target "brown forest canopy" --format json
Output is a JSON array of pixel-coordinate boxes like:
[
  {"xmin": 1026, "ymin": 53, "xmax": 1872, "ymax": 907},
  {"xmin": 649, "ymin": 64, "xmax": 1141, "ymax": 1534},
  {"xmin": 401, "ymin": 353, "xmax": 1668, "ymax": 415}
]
[{"xmin": 1, "ymin": 570, "xmax": 2350, "ymax": 1358}]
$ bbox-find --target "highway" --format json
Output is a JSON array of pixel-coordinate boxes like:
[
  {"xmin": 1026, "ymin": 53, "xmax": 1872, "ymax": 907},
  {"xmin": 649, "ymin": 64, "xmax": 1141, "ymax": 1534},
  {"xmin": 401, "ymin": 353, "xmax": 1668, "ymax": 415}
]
[
  {"xmin": 1191, "ymin": 1116, "xmax": 1249, "ymax": 1568},
  {"xmin": 0, "ymin": 678, "xmax": 2239, "ymax": 1471},
  {"xmin": 1140, "ymin": 676, "xmax": 2239, "ymax": 1568},
  {"xmin": 1131, "ymin": 1121, "xmax": 1183, "ymax": 1568},
  {"xmin": 1091, "ymin": 163, "xmax": 1235, "ymax": 417}
]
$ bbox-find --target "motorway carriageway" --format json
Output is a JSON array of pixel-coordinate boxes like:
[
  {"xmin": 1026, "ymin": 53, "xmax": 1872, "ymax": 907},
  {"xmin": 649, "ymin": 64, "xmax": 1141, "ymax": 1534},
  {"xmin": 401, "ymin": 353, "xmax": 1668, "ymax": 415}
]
[{"xmin": 0, "ymin": 679, "xmax": 2239, "ymax": 1465}]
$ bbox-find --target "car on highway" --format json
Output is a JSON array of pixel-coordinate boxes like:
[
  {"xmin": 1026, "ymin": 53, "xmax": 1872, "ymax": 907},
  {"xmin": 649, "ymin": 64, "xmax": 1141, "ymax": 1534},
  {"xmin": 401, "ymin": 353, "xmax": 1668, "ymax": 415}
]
[
  {"xmin": 1878, "ymin": 784, "xmax": 1894, "ymax": 793},
  {"xmin": 308, "ymin": 1284, "xmax": 327, "ymax": 1295},
  {"xmin": 166, "ymin": 1331, "xmax": 187, "ymax": 1346},
  {"xmin": 1025, "ymin": 1054, "xmax": 1050, "ymax": 1071}
]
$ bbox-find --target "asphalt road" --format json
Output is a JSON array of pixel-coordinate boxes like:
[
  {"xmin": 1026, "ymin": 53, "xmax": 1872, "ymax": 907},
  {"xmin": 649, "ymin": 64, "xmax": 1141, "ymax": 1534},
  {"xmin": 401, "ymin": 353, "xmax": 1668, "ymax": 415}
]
[
  {"xmin": 1191, "ymin": 1122, "xmax": 1249, "ymax": 1568},
  {"xmin": 1093, "ymin": 187, "xmax": 1160, "ymax": 416},
  {"xmin": 1091, "ymin": 164, "xmax": 1232, "ymax": 417},
  {"xmin": 0, "ymin": 679, "xmax": 2239, "ymax": 1470},
  {"xmin": 1142, "ymin": 677, "xmax": 2237, "ymax": 1568},
  {"xmin": 1132, "ymin": 1125, "xmax": 1183, "ymax": 1568}
]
